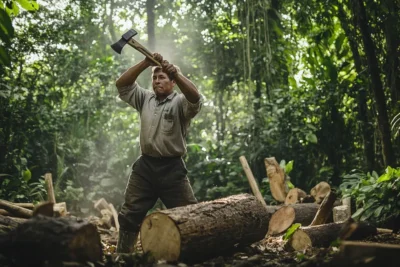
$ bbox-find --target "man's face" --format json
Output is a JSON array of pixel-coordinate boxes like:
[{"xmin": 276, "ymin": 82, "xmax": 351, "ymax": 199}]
[{"xmin": 152, "ymin": 70, "xmax": 175, "ymax": 98}]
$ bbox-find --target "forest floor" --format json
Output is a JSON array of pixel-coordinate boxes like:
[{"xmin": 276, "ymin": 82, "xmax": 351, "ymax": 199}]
[{"xmin": 100, "ymin": 230, "xmax": 400, "ymax": 267}]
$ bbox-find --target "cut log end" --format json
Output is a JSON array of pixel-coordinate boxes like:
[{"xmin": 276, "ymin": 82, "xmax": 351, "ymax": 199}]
[
  {"xmin": 268, "ymin": 206, "xmax": 295, "ymax": 235},
  {"xmin": 140, "ymin": 212, "xmax": 181, "ymax": 262},
  {"xmin": 288, "ymin": 229, "xmax": 312, "ymax": 251},
  {"xmin": 285, "ymin": 188, "xmax": 307, "ymax": 205}
]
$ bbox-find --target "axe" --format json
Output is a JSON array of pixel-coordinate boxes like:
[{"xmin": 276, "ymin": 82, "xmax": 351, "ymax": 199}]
[{"xmin": 111, "ymin": 29, "xmax": 161, "ymax": 67}]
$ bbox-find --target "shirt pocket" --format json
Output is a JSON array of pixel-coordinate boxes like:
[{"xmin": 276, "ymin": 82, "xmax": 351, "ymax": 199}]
[{"xmin": 161, "ymin": 110, "xmax": 174, "ymax": 134}]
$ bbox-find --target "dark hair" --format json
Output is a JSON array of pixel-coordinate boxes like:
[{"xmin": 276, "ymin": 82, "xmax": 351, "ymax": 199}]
[{"xmin": 152, "ymin": 65, "xmax": 181, "ymax": 81}]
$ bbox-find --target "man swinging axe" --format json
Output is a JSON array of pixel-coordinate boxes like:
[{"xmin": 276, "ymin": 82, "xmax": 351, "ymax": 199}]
[{"xmin": 111, "ymin": 29, "xmax": 203, "ymax": 253}]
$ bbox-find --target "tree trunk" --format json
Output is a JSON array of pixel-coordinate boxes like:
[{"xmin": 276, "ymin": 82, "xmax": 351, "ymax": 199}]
[
  {"xmin": 140, "ymin": 194, "xmax": 275, "ymax": 263},
  {"xmin": 146, "ymin": 0, "xmax": 156, "ymax": 51},
  {"xmin": 0, "ymin": 216, "xmax": 102, "ymax": 264},
  {"xmin": 352, "ymin": 0, "xmax": 395, "ymax": 167},
  {"xmin": 267, "ymin": 203, "xmax": 319, "ymax": 235},
  {"xmin": 382, "ymin": 0, "xmax": 400, "ymax": 108},
  {"xmin": 338, "ymin": 3, "xmax": 375, "ymax": 170}
]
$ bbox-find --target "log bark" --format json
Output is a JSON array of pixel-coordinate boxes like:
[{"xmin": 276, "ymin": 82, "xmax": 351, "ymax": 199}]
[
  {"xmin": 239, "ymin": 156, "xmax": 268, "ymax": 209},
  {"xmin": 0, "ymin": 200, "xmax": 32, "ymax": 218},
  {"xmin": 0, "ymin": 215, "xmax": 102, "ymax": 264},
  {"xmin": 12, "ymin": 203, "xmax": 34, "ymax": 209},
  {"xmin": 264, "ymin": 157, "xmax": 287, "ymax": 202},
  {"xmin": 310, "ymin": 181, "xmax": 330, "ymax": 204},
  {"xmin": 0, "ymin": 214, "xmax": 26, "ymax": 228},
  {"xmin": 285, "ymin": 188, "xmax": 307, "ymax": 205},
  {"xmin": 310, "ymin": 190, "xmax": 337, "ymax": 226},
  {"xmin": 339, "ymin": 241, "xmax": 400, "ymax": 265},
  {"xmin": 140, "ymin": 194, "xmax": 275, "ymax": 263},
  {"xmin": 287, "ymin": 222, "xmax": 345, "ymax": 251},
  {"xmin": 267, "ymin": 203, "xmax": 319, "ymax": 235},
  {"xmin": 0, "ymin": 209, "xmax": 11, "ymax": 216}
]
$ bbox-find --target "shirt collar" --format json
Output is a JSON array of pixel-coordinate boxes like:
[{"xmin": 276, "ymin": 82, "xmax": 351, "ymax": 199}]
[{"xmin": 152, "ymin": 91, "xmax": 177, "ymax": 104}]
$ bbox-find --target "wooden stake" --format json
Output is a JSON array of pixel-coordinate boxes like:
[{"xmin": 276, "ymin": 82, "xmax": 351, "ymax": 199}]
[
  {"xmin": 44, "ymin": 173, "xmax": 56, "ymax": 203},
  {"xmin": 239, "ymin": 156, "xmax": 268, "ymax": 209},
  {"xmin": 108, "ymin": 203, "xmax": 120, "ymax": 232},
  {"xmin": 310, "ymin": 190, "xmax": 337, "ymax": 226}
]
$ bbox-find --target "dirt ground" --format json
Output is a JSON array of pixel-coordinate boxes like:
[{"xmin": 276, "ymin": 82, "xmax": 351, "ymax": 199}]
[{"xmin": 100, "ymin": 231, "xmax": 400, "ymax": 267}]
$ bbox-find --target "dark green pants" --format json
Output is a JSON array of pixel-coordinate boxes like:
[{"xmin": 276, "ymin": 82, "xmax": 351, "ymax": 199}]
[{"xmin": 118, "ymin": 154, "xmax": 197, "ymax": 233}]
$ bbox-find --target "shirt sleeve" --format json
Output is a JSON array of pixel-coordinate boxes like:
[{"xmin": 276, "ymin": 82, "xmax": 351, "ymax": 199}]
[
  {"xmin": 180, "ymin": 93, "xmax": 203, "ymax": 120},
  {"xmin": 117, "ymin": 82, "xmax": 150, "ymax": 112}
]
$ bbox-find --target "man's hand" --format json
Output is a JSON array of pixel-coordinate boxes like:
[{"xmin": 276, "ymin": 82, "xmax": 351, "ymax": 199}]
[
  {"xmin": 161, "ymin": 60, "xmax": 178, "ymax": 78},
  {"xmin": 145, "ymin": 53, "xmax": 163, "ymax": 66}
]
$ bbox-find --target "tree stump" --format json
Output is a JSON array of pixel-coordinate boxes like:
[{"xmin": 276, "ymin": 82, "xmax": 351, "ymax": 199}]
[
  {"xmin": 267, "ymin": 203, "xmax": 319, "ymax": 235},
  {"xmin": 140, "ymin": 194, "xmax": 275, "ymax": 263},
  {"xmin": 0, "ymin": 215, "xmax": 102, "ymax": 264}
]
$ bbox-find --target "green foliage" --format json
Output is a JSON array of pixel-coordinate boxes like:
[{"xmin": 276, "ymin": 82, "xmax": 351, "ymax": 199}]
[
  {"xmin": 340, "ymin": 167, "xmax": 400, "ymax": 224},
  {"xmin": 0, "ymin": 0, "xmax": 399, "ymax": 212},
  {"xmin": 283, "ymin": 223, "xmax": 301, "ymax": 241},
  {"xmin": 0, "ymin": 172, "xmax": 46, "ymax": 202}
]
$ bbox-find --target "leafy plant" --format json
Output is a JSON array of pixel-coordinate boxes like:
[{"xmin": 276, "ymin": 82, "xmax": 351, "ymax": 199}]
[
  {"xmin": 283, "ymin": 223, "xmax": 301, "ymax": 241},
  {"xmin": 340, "ymin": 167, "xmax": 400, "ymax": 224}
]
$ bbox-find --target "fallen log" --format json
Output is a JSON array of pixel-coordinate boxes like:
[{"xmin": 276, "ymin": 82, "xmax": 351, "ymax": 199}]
[
  {"xmin": 339, "ymin": 241, "xmax": 400, "ymax": 264},
  {"xmin": 140, "ymin": 194, "xmax": 275, "ymax": 263},
  {"xmin": 267, "ymin": 203, "xmax": 319, "ymax": 235},
  {"xmin": 310, "ymin": 190, "xmax": 337, "ymax": 226},
  {"xmin": 287, "ymin": 221, "xmax": 381, "ymax": 251},
  {"xmin": 0, "ymin": 215, "xmax": 102, "ymax": 264},
  {"xmin": 0, "ymin": 200, "xmax": 33, "ymax": 218},
  {"xmin": 0, "ymin": 209, "xmax": 11, "ymax": 216},
  {"xmin": 287, "ymin": 222, "xmax": 345, "ymax": 251},
  {"xmin": 264, "ymin": 157, "xmax": 287, "ymax": 202},
  {"xmin": 11, "ymin": 203, "xmax": 34, "ymax": 209},
  {"xmin": 0, "ymin": 214, "xmax": 27, "ymax": 229},
  {"xmin": 285, "ymin": 188, "xmax": 307, "ymax": 205}
]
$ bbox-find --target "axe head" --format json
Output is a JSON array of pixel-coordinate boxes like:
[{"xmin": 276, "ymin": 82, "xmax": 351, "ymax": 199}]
[{"xmin": 111, "ymin": 29, "xmax": 138, "ymax": 54}]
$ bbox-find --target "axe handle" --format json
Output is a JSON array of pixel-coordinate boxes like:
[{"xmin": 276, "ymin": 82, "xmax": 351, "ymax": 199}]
[{"xmin": 127, "ymin": 39, "xmax": 162, "ymax": 67}]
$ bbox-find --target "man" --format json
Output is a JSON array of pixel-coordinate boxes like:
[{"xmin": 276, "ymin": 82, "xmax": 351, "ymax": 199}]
[{"xmin": 115, "ymin": 53, "xmax": 202, "ymax": 253}]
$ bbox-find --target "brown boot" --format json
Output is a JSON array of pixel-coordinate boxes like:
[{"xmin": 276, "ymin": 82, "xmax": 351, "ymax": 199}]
[{"xmin": 116, "ymin": 230, "xmax": 138, "ymax": 253}]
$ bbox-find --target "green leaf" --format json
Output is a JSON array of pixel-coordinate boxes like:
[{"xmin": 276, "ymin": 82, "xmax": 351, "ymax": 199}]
[
  {"xmin": 0, "ymin": 45, "xmax": 11, "ymax": 65},
  {"xmin": 373, "ymin": 206, "xmax": 383, "ymax": 218},
  {"xmin": 16, "ymin": 0, "xmax": 39, "ymax": 11},
  {"xmin": 283, "ymin": 223, "xmax": 301, "ymax": 240},
  {"xmin": 352, "ymin": 208, "xmax": 364, "ymax": 219},
  {"xmin": 22, "ymin": 169, "xmax": 31, "ymax": 182},
  {"xmin": 0, "ymin": 8, "xmax": 14, "ymax": 40},
  {"xmin": 287, "ymin": 180, "xmax": 295, "ymax": 189},
  {"xmin": 306, "ymin": 133, "xmax": 318, "ymax": 144},
  {"xmin": 285, "ymin": 160, "xmax": 294, "ymax": 174}
]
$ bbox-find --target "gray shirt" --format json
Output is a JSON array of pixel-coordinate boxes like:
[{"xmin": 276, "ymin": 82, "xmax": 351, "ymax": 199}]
[{"xmin": 117, "ymin": 82, "xmax": 202, "ymax": 157}]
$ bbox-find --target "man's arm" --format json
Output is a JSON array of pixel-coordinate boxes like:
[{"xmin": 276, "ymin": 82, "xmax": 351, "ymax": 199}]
[
  {"xmin": 115, "ymin": 59, "xmax": 151, "ymax": 88},
  {"xmin": 162, "ymin": 61, "xmax": 200, "ymax": 104}
]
